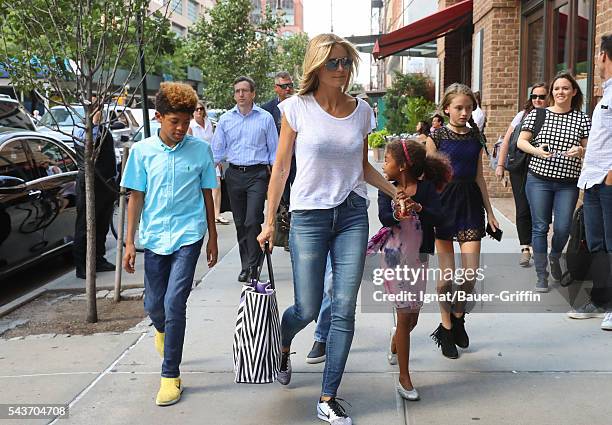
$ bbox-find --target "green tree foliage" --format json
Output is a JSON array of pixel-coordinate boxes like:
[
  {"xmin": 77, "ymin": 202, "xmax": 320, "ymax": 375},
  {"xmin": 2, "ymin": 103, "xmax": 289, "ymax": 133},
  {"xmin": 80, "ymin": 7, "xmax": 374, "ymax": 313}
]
[
  {"xmin": 0, "ymin": 0, "xmax": 173, "ymax": 323},
  {"xmin": 383, "ymin": 72, "xmax": 434, "ymax": 134},
  {"xmin": 186, "ymin": 0, "xmax": 283, "ymax": 109},
  {"xmin": 403, "ymin": 97, "xmax": 436, "ymax": 135},
  {"xmin": 275, "ymin": 32, "xmax": 309, "ymax": 85}
]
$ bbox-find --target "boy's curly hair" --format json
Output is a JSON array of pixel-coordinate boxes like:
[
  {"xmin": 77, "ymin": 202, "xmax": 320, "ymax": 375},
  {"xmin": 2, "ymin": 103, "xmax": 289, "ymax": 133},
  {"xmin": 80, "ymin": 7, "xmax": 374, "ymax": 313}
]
[{"xmin": 156, "ymin": 82, "xmax": 198, "ymax": 115}]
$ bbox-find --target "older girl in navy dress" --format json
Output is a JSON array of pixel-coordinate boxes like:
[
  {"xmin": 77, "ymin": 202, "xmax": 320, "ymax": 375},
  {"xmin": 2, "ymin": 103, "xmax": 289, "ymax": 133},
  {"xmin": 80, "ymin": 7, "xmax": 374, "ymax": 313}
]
[{"xmin": 425, "ymin": 83, "xmax": 500, "ymax": 359}]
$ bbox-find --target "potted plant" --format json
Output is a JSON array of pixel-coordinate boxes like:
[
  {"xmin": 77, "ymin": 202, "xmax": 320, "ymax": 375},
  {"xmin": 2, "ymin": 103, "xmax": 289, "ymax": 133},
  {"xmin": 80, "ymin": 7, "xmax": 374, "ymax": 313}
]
[{"xmin": 368, "ymin": 129, "xmax": 389, "ymax": 162}]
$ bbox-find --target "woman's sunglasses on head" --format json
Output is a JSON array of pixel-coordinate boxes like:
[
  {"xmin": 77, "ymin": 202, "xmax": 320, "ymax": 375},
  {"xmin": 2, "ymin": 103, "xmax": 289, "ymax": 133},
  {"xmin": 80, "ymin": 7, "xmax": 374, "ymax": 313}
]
[
  {"xmin": 325, "ymin": 57, "xmax": 353, "ymax": 71},
  {"xmin": 530, "ymin": 94, "xmax": 547, "ymax": 100},
  {"xmin": 276, "ymin": 83, "xmax": 294, "ymax": 90}
]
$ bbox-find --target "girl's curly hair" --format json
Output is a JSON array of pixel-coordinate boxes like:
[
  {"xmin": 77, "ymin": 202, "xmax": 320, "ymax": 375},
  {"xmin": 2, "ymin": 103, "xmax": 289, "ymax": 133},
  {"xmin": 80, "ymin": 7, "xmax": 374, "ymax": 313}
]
[{"xmin": 386, "ymin": 139, "xmax": 452, "ymax": 192}]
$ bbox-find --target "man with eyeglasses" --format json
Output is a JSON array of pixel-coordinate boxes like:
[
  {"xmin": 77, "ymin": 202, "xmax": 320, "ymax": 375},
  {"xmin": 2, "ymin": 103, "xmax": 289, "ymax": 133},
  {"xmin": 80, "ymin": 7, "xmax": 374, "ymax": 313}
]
[
  {"xmin": 212, "ymin": 76, "xmax": 279, "ymax": 282},
  {"xmin": 262, "ymin": 72, "xmax": 296, "ymax": 217}
]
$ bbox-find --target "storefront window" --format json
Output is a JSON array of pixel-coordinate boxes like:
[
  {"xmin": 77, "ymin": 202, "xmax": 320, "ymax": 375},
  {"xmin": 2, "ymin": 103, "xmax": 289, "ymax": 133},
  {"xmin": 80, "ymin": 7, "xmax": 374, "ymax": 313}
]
[
  {"xmin": 526, "ymin": 13, "xmax": 545, "ymax": 91},
  {"xmin": 553, "ymin": 3, "xmax": 570, "ymax": 73},
  {"xmin": 575, "ymin": 0, "xmax": 592, "ymax": 111}
]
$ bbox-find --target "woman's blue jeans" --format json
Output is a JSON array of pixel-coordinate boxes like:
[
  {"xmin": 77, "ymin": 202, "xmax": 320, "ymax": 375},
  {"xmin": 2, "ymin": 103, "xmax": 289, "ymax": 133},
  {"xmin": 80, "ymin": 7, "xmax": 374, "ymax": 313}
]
[
  {"xmin": 525, "ymin": 174, "xmax": 579, "ymax": 281},
  {"xmin": 314, "ymin": 254, "xmax": 333, "ymax": 343},
  {"xmin": 282, "ymin": 192, "xmax": 369, "ymax": 397}
]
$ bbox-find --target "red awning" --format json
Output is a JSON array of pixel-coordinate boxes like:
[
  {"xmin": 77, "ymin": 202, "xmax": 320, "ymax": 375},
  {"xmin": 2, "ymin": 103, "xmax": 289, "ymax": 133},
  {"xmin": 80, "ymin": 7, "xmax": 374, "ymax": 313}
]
[{"xmin": 373, "ymin": 0, "xmax": 473, "ymax": 60}]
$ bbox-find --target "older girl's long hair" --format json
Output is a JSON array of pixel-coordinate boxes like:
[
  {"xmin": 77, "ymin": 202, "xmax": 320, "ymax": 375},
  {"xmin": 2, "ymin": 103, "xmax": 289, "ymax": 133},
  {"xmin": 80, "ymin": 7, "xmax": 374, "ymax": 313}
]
[{"xmin": 298, "ymin": 33, "xmax": 360, "ymax": 96}]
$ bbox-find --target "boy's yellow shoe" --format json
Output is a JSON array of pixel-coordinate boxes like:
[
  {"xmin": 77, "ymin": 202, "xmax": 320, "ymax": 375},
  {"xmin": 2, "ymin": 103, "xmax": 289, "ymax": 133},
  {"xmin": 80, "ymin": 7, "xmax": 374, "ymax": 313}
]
[
  {"xmin": 156, "ymin": 377, "xmax": 183, "ymax": 406},
  {"xmin": 154, "ymin": 330, "xmax": 164, "ymax": 358}
]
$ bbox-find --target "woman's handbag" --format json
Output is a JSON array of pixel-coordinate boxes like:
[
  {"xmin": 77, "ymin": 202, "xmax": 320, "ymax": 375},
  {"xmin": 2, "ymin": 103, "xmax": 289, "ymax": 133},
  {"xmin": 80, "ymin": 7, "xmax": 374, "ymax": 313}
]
[
  {"xmin": 273, "ymin": 201, "xmax": 290, "ymax": 248},
  {"xmin": 232, "ymin": 241, "xmax": 281, "ymax": 384}
]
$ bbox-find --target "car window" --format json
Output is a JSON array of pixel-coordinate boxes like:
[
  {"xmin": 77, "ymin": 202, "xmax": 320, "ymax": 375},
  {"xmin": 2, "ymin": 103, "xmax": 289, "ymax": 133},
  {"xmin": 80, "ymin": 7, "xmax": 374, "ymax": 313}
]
[
  {"xmin": 124, "ymin": 110, "xmax": 139, "ymax": 127},
  {"xmin": 0, "ymin": 98, "xmax": 36, "ymax": 130},
  {"xmin": 40, "ymin": 107, "xmax": 84, "ymax": 127},
  {"xmin": 0, "ymin": 140, "xmax": 36, "ymax": 181},
  {"xmin": 27, "ymin": 138, "xmax": 74, "ymax": 175}
]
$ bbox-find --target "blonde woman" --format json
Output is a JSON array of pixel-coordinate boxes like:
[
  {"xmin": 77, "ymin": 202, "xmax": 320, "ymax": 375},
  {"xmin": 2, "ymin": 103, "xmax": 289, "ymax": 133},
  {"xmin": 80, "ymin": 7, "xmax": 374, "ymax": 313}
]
[{"xmin": 258, "ymin": 34, "xmax": 396, "ymax": 425}]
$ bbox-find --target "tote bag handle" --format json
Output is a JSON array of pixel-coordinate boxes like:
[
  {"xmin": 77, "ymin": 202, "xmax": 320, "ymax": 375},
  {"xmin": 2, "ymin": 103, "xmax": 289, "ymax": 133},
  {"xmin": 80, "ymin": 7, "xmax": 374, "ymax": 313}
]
[{"xmin": 255, "ymin": 241, "xmax": 275, "ymax": 290}]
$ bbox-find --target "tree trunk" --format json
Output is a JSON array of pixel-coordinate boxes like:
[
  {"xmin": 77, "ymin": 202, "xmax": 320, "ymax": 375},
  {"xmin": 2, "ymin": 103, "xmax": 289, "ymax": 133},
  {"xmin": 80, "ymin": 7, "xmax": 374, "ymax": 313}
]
[{"xmin": 84, "ymin": 136, "xmax": 98, "ymax": 323}]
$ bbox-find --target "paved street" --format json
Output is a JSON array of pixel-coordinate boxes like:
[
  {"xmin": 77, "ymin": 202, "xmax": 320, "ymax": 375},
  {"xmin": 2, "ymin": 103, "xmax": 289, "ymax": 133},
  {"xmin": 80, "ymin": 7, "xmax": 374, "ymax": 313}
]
[{"xmin": 1, "ymin": 180, "xmax": 611, "ymax": 425}]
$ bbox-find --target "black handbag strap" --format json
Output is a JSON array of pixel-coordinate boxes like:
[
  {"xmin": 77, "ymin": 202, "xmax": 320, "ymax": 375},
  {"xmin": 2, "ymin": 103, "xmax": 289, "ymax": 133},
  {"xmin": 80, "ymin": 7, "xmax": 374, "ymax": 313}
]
[{"xmin": 255, "ymin": 241, "xmax": 275, "ymax": 290}]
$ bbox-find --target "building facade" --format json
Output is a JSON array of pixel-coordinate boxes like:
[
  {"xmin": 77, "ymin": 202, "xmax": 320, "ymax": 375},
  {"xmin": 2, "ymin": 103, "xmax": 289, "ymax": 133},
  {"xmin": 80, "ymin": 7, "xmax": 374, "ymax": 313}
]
[
  {"xmin": 251, "ymin": 0, "xmax": 304, "ymax": 34},
  {"xmin": 436, "ymin": 0, "xmax": 610, "ymax": 197},
  {"xmin": 149, "ymin": 0, "xmax": 216, "ymax": 36}
]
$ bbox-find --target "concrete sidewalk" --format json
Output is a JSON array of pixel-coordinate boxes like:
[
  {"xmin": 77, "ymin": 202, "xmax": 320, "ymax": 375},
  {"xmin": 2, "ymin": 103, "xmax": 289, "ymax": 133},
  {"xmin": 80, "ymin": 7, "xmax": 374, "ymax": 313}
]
[{"xmin": 1, "ymin": 187, "xmax": 611, "ymax": 425}]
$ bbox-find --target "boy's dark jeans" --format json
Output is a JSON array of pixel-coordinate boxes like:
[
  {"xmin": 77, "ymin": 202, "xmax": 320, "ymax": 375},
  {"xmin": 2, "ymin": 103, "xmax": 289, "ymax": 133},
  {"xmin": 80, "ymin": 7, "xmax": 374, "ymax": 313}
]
[{"xmin": 144, "ymin": 238, "xmax": 203, "ymax": 378}]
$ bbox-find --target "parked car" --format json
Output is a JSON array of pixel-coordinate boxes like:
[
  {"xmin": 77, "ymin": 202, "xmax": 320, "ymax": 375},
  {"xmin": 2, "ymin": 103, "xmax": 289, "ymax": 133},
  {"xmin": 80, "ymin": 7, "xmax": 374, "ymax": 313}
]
[
  {"xmin": 132, "ymin": 120, "xmax": 161, "ymax": 142},
  {"xmin": 38, "ymin": 104, "xmax": 139, "ymax": 147},
  {"xmin": 0, "ymin": 127, "xmax": 78, "ymax": 279},
  {"xmin": 0, "ymin": 95, "xmax": 36, "ymax": 131}
]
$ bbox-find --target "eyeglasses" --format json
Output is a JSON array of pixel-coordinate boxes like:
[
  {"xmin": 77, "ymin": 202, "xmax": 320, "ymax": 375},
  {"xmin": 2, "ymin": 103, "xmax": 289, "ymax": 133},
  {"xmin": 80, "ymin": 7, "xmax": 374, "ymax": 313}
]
[
  {"xmin": 276, "ymin": 83, "xmax": 294, "ymax": 90},
  {"xmin": 530, "ymin": 94, "xmax": 547, "ymax": 100},
  {"xmin": 325, "ymin": 57, "xmax": 353, "ymax": 71},
  {"xmin": 195, "ymin": 107, "xmax": 205, "ymax": 111}
]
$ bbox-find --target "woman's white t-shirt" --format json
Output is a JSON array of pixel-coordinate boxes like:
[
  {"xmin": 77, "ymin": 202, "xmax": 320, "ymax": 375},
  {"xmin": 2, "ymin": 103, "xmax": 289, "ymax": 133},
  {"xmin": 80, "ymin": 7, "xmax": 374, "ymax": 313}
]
[{"xmin": 278, "ymin": 93, "xmax": 373, "ymax": 211}]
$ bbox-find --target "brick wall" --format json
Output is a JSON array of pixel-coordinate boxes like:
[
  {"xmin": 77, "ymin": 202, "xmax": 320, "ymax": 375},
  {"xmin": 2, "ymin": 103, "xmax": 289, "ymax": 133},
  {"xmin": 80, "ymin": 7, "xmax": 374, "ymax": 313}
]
[
  {"xmin": 593, "ymin": 0, "xmax": 612, "ymax": 99},
  {"xmin": 437, "ymin": 0, "xmax": 463, "ymax": 96},
  {"xmin": 473, "ymin": 0, "xmax": 520, "ymax": 198}
]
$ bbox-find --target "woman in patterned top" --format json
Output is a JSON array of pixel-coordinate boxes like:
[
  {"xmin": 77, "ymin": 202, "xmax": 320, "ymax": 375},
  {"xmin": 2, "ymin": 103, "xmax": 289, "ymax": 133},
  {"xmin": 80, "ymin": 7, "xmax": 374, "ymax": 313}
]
[
  {"xmin": 517, "ymin": 73, "xmax": 591, "ymax": 292},
  {"xmin": 425, "ymin": 83, "xmax": 500, "ymax": 359}
]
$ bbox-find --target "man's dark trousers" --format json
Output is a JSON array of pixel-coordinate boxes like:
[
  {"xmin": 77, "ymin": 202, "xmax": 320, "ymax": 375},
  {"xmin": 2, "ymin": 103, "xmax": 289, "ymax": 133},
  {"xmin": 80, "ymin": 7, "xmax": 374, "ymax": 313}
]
[
  {"xmin": 225, "ymin": 164, "xmax": 269, "ymax": 272},
  {"xmin": 583, "ymin": 183, "xmax": 612, "ymax": 308},
  {"xmin": 73, "ymin": 174, "xmax": 116, "ymax": 270}
]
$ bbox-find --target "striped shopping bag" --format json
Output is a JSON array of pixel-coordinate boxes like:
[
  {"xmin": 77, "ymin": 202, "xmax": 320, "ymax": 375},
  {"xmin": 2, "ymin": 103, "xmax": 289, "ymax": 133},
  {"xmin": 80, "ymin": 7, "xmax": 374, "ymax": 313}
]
[{"xmin": 232, "ymin": 242, "xmax": 281, "ymax": 384}]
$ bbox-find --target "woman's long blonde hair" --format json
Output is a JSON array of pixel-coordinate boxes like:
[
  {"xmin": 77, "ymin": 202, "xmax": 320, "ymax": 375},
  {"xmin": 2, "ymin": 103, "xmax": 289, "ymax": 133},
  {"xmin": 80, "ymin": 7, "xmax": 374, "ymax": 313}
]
[{"xmin": 299, "ymin": 33, "xmax": 360, "ymax": 95}]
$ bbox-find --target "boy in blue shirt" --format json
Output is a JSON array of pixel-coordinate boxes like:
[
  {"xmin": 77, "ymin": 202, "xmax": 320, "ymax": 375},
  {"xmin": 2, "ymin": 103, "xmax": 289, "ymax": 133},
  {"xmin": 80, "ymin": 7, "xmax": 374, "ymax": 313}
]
[{"xmin": 121, "ymin": 82, "xmax": 218, "ymax": 406}]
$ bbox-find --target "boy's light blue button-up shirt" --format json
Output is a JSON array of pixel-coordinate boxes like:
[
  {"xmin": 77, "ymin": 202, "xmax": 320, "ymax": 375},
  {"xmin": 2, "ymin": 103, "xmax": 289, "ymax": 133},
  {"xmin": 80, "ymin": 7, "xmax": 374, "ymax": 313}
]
[{"xmin": 120, "ymin": 131, "xmax": 218, "ymax": 255}]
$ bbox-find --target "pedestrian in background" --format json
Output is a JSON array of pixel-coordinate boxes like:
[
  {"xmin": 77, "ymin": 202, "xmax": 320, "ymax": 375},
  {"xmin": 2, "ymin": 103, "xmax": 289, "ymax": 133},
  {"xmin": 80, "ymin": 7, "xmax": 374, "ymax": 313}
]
[
  {"xmin": 568, "ymin": 34, "xmax": 612, "ymax": 330},
  {"xmin": 258, "ymin": 33, "xmax": 397, "ymax": 425},
  {"xmin": 517, "ymin": 73, "xmax": 590, "ymax": 293},
  {"xmin": 496, "ymin": 82, "xmax": 549, "ymax": 267},
  {"xmin": 212, "ymin": 76, "xmax": 278, "ymax": 282},
  {"xmin": 472, "ymin": 91, "xmax": 486, "ymax": 132},
  {"xmin": 188, "ymin": 100, "xmax": 229, "ymax": 225},
  {"xmin": 431, "ymin": 113, "xmax": 444, "ymax": 132},
  {"xmin": 415, "ymin": 120, "xmax": 430, "ymax": 144},
  {"xmin": 73, "ymin": 103, "xmax": 117, "ymax": 279},
  {"xmin": 262, "ymin": 71, "xmax": 296, "ymax": 211},
  {"xmin": 121, "ymin": 82, "xmax": 218, "ymax": 407}
]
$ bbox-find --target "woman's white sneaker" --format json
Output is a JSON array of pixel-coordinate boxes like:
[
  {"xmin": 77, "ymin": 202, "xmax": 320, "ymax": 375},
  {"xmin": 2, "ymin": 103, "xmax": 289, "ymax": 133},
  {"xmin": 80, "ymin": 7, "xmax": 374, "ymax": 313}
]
[
  {"xmin": 317, "ymin": 398, "xmax": 352, "ymax": 425},
  {"xmin": 602, "ymin": 312, "xmax": 612, "ymax": 331}
]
